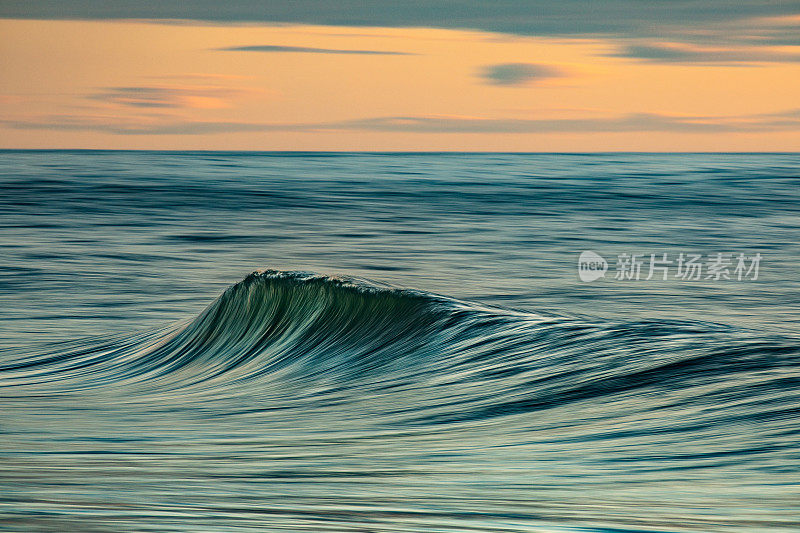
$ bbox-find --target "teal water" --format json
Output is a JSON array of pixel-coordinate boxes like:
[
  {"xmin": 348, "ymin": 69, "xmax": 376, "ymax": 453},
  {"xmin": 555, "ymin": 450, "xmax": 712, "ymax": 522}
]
[{"xmin": 1, "ymin": 151, "xmax": 799, "ymax": 532}]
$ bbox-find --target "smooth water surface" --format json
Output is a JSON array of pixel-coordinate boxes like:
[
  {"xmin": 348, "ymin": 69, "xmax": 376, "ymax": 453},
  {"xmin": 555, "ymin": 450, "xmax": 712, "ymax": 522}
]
[{"xmin": 1, "ymin": 151, "xmax": 799, "ymax": 532}]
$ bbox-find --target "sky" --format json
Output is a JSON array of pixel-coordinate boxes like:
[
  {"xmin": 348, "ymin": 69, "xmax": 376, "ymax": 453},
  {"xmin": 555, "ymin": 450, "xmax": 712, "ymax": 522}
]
[{"xmin": 1, "ymin": 1, "xmax": 799, "ymax": 151}]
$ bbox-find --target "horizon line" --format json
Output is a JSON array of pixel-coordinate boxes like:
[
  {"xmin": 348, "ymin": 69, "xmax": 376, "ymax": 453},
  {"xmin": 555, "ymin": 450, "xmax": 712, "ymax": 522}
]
[{"xmin": 2, "ymin": 149, "xmax": 799, "ymax": 155}]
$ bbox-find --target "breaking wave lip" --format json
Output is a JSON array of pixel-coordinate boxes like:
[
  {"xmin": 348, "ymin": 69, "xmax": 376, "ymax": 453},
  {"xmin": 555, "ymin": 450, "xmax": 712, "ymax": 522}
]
[{"xmin": 1, "ymin": 269, "xmax": 798, "ymax": 431}]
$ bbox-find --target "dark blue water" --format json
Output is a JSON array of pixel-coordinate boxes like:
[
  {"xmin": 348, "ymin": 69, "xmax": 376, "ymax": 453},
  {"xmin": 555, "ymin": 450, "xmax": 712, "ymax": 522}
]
[{"xmin": 1, "ymin": 151, "xmax": 799, "ymax": 532}]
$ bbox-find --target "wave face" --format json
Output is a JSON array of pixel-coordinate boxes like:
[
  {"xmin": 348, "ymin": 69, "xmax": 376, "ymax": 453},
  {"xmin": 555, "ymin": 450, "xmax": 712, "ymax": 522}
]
[{"xmin": 2, "ymin": 270, "xmax": 799, "ymax": 532}]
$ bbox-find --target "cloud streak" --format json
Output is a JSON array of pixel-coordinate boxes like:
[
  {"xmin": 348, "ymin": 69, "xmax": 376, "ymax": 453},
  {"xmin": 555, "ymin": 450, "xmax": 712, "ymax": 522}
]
[
  {"xmin": 4, "ymin": 2, "xmax": 800, "ymax": 71},
  {"xmin": 3, "ymin": 1, "xmax": 799, "ymax": 45},
  {"xmin": 479, "ymin": 63, "xmax": 563, "ymax": 86},
  {"xmin": 6, "ymin": 110, "xmax": 800, "ymax": 135},
  {"xmin": 88, "ymin": 85, "xmax": 257, "ymax": 110},
  {"xmin": 615, "ymin": 43, "xmax": 800, "ymax": 64},
  {"xmin": 217, "ymin": 45, "xmax": 413, "ymax": 55}
]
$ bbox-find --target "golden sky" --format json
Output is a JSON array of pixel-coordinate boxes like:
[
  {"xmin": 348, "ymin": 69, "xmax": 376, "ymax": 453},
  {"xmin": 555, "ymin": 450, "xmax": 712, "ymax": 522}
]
[{"xmin": 1, "ymin": 15, "xmax": 799, "ymax": 150}]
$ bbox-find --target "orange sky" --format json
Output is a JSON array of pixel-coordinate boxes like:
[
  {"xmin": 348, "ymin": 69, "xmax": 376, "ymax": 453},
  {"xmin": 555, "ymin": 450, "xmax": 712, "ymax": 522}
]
[{"xmin": 1, "ymin": 18, "xmax": 799, "ymax": 150}]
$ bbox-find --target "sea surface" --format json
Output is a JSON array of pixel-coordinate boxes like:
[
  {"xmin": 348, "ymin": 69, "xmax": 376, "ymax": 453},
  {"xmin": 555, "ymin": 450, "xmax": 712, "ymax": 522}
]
[{"xmin": 0, "ymin": 151, "xmax": 799, "ymax": 532}]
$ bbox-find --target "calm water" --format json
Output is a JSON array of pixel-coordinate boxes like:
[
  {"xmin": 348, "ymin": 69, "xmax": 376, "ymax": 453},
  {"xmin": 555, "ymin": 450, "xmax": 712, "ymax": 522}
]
[{"xmin": 1, "ymin": 151, "xmax": 799, "ymax": 532}]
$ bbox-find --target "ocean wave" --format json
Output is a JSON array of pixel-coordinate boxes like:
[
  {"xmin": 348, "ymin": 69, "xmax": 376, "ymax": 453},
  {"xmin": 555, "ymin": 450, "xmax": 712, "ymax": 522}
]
[{"xmin": 2, "ymin": 270, "xmax": 798, "ymax": 432}]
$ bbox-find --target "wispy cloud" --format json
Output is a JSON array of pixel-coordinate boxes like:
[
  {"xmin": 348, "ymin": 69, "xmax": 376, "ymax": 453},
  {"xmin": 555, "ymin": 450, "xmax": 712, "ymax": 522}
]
[
  {"xmin": 89, "ymin": 85, "xmax": 258, "ymax": 109},
  {"xmin": 7, "ymin": 2, "xmax": 799, "ymax": 76},
  {"xmin": 217, "ymin": 45, "xmax": 414, "ymax": 55},
  {"xmin": 7, "ymin": 110, "xmax": 800, "ymax": 135},
  {"xmin": 3, "ymin": 1, "xmax": 799, "ymax": 44},
  {"xmin": 3, "ymin": 114, "xmax": 276, "ymax": 135},
  {"xmin": 4, "ymin": 2, "xmax": 800, "ymax": 72},
  {"xmin": 615, "ymin": 43, "xmax": 800, "ymax": 64},
  {"xmin": 152, "ymin": 73, "xmax": 255, "ymax": 81},
  {"xmin": 334, "ymin": 110, "xmax": 800, "ymax": 134},
  {"xmin": 324, "ymin": 114, "xmax": 735, "ymax": 133},
  {"xmin": 479, "ymin": 63, "xmax": 563, "ymax": 86}
]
